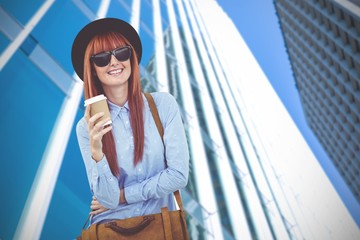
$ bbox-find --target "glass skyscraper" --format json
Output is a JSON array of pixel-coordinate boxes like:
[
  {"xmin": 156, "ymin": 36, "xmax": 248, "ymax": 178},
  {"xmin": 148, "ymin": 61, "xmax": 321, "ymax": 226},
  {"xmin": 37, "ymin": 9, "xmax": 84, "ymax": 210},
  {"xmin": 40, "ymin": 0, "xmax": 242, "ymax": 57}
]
[
  {"xmin": 274, "ymin": 0, "xmax": 360, "ymax": 204},
  {"xmin": 1, "ymin": 0, "xmax": 359, "ymax": 239}
]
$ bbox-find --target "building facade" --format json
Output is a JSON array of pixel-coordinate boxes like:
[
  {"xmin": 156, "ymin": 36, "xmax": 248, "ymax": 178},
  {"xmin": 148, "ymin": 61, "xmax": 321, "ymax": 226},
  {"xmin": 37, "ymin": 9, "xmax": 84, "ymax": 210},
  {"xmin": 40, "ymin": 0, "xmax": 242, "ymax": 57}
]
[
  {"xmin": 274, "ymin": 0, "xmax": 360, "ymax": 203},
  {"xmin": 0, "ymin": 0, "xmax": 359, "ymax": 239}
]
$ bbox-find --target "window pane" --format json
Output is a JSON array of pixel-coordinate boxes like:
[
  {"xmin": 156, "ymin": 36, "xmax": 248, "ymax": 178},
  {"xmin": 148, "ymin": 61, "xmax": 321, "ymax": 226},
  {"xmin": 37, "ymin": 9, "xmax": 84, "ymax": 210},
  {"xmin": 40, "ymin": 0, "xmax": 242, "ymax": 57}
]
[
  {"xmin": 31, "ymin": 0, "xmax": 92, "ymax": 75},
  {"xmin": 1, "ymin": 0, "xmax": 44, "ymax": 25},
  {"xmin": 40, "ymin": 110, "xmax": 90, "ymax": 239}
]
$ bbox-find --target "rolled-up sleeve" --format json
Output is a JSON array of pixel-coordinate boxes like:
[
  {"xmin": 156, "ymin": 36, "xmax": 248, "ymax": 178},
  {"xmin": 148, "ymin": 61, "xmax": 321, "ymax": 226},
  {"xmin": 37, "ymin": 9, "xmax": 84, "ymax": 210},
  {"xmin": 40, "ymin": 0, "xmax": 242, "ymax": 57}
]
[
  {"xmin": 76, "ymin": 119, "xmax": 120, "ymax": 209},
  {"xmin": 125, "ymin": 93, "xmax": 189, "ymax": 204}
]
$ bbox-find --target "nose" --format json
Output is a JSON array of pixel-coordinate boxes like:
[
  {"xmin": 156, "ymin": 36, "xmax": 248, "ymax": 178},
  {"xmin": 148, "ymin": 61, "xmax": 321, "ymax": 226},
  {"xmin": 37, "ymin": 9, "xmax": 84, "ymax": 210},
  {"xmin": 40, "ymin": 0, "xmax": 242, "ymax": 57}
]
[{"xmin": 109, "ymin": 54, "xmax": 120, "ymax": 66}]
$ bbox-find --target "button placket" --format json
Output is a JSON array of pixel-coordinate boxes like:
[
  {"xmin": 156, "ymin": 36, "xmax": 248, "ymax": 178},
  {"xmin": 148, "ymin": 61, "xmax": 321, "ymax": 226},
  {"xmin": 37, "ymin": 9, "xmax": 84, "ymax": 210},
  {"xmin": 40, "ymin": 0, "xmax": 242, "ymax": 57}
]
[{"xmin": 137, "ymin": 162, "xmax": 144, "ymax": 182}]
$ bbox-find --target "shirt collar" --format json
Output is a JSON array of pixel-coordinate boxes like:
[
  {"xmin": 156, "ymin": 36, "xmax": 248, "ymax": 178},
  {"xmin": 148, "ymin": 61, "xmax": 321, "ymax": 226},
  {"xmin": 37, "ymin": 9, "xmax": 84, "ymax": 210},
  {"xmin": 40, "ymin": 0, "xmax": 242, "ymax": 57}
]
[
  {"xmin": 107, "ymin": 99, "xmax": 130, "ymax": 121},
  {"xmin": 107, "ymin": 93, "xmax": 148, "ymax": 120}
]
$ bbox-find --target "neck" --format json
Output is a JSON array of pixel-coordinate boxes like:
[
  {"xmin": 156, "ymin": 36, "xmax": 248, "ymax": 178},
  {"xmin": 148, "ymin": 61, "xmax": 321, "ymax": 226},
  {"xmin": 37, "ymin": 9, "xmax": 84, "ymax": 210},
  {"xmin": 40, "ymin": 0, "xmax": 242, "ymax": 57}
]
[{"xmin": 102, "ymin": 84, "xmax": 128, "ymax": 107}]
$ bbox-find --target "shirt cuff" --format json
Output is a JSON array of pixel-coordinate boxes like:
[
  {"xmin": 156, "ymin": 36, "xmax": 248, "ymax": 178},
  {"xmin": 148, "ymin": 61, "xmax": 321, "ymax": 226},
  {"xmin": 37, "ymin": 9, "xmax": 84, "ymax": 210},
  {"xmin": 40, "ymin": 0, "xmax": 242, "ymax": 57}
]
[
  {"xmin": 124, "ymin": 184, "xmax": 142, "ymax": 204},
  {"xmin": 95, "ymin": 156, "xmax": 112, "ymax": 175}
]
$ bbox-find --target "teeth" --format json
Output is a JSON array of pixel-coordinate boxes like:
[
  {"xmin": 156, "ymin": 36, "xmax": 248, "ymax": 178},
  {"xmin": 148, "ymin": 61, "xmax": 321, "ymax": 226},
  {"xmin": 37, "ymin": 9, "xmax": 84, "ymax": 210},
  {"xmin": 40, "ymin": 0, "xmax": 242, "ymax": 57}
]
[{"xmin": 108, "ymin": 69, "xmax": 123, "ymax": 75}]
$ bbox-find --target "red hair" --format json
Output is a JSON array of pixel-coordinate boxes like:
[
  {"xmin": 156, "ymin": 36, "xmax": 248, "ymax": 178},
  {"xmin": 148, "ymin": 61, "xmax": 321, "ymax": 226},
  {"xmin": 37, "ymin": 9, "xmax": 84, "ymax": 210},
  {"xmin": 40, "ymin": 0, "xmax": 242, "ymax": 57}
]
[{"xmin": 83, "ymin": 32, "xmax": 144, "ymax": 178}]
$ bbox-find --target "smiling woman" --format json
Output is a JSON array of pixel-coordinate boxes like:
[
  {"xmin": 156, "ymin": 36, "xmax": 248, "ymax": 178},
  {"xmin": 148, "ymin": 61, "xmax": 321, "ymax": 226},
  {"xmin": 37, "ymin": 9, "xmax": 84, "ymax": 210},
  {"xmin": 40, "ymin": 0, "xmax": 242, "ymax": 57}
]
[{"xmin": 71, "ymin": 17, "xmax": 190, "ymax": 238}]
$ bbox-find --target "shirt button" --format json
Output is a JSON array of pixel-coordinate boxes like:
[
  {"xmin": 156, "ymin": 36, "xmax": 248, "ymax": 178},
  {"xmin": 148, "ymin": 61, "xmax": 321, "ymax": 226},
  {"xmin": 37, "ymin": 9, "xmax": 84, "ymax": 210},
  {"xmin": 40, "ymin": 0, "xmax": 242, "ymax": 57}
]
[
  {"xmin": 136, "ymin": 208, "xmax": 140, "ymax": 211},
  {"xmin": 138, "ymin": 168, "xmax": 142, "ymax": 172}
]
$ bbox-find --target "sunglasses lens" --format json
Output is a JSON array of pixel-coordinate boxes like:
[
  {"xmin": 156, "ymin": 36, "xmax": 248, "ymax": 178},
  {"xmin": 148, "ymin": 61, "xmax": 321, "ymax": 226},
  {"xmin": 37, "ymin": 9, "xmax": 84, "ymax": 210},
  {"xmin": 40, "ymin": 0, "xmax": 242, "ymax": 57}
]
[
  {"xmin": 92, "ymin": 53, "xmax": 111, "ymax": 67},
  {"xmin": 114, "ymin": 47, "xmax": 131, "ymax": 62}
]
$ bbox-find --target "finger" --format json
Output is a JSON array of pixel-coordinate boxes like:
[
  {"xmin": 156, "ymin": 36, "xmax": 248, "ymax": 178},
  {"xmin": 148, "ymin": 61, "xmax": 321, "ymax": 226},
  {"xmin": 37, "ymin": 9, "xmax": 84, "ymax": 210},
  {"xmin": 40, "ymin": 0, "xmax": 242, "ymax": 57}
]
[
  {"xmin": 92, "ymin": 126, "xmax": 112, "ymax": 143},
  {"xmin": 84, "ymin": 105, "xmax": 91, "ymax": 122},
  {"xmin": 90, "ymin": 207, "xmax": 107, "ymax": 216},
  {"xmin": 91, "ymin": 198, "xmax": 100, "ymax": 205},
  {"xmin": 91, "ymin": 199, "xmax": 98, "ymax": 206},
  {"xmin": 94, "ymin": 117, "xmax": 111, "ymax": 129},
  {"xmin": 90, "ymin": 209, "xmax": 99, "ymax": 215},
  {"xmin": 92, "ymin": 118, "xmax": 111, "ymax": 136},
  {"xmin": 91, "ymin": 205, "xmax": 101, "ymax": 211},
  {"xmin": 90, "ymin": 202, "xmax": 102, "ymax": 211},
  {"xmin": 90, "ymin": 198, "xmax": 99, "ymax": 206},
  {"xmin": 88, "ymin": 112, "xmax": 105, "ymax": 129},
  {"xmin": 100, "ymin": 124, "xmax": 112, "ymax": 136},
  {"xmin": 90, "ymin": 209, "xmax": 101, "ymax": 215}
]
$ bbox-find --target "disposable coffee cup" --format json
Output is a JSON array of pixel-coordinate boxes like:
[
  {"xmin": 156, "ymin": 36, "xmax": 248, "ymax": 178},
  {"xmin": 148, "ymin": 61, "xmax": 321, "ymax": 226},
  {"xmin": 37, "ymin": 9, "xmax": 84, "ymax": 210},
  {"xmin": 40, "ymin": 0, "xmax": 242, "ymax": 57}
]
[{"xmin": 84, "ymin": 94, "xmax": 112, "ymax": 126}]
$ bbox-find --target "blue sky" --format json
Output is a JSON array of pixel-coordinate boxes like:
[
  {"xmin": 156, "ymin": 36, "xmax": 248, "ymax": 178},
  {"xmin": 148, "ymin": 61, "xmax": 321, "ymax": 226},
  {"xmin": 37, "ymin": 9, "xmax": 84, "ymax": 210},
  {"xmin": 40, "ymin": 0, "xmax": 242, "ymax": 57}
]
[{"xmin": 216, "ymin": 0, "xmax": 360, "ymax": 225}]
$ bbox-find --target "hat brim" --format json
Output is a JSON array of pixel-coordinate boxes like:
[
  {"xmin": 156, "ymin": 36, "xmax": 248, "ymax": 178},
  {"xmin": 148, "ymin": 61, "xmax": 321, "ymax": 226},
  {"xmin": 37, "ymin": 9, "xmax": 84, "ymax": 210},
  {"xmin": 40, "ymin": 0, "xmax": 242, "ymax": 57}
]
[{"xmin": 71, "ymin": 18, "xmax": 142, "ymax": 81}]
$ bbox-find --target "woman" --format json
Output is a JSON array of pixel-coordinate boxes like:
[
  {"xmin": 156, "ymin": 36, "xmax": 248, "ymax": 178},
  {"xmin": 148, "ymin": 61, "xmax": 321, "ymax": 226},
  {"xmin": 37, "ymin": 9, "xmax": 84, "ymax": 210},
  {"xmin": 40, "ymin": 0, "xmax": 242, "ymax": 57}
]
[{"xmin": 71, "ymin": 18, "xmax": 189, "ymax": 225}]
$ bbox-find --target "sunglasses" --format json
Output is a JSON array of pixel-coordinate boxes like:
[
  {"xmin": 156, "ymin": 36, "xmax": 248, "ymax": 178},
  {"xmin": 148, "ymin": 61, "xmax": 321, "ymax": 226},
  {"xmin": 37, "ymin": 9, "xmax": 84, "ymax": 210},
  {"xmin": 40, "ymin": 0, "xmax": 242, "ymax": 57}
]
[{"xmin": 91, "ymin": 46, "xmax": 132, "ymax": 67}]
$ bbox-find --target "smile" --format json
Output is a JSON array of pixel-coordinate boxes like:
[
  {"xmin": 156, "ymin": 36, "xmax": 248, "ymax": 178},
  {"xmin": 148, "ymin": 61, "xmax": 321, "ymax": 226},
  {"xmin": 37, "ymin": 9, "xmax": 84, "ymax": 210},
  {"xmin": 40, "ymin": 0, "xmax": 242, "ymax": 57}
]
[{"xmin": 108, "ymin": 69, "xmax": 123, "ymax": 75}]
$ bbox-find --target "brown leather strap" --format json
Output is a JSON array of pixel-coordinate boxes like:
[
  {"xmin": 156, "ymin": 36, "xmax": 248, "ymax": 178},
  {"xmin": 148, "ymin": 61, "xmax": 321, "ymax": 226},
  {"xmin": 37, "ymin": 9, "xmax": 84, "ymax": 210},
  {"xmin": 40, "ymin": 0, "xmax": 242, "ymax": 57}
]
[
  {"xmin": 104, "ymin": 216, "xmax": 155, "ymax": 236},
  {"xmin": 174, "ymin": 191, "xmax": 183, "ymax": 210},
  {"xmin": 161, "ymin": 207, "xmax": 174, "ymax": 240},
  {"xmin": 144, "ymin": 93, "xmax": 184, "ymax": 211},
  {"xmin": 145, "ymin": 92, "xmax": 164, "ymax": 144}
]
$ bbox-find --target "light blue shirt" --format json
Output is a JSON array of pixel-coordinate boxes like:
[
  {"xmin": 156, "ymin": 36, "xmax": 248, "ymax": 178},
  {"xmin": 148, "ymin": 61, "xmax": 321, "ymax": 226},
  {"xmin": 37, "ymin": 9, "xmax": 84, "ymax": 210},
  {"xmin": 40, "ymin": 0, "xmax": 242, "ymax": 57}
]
[{"xmin": 76, "ymin": 92, "xmax": 189, "ymax": 224}]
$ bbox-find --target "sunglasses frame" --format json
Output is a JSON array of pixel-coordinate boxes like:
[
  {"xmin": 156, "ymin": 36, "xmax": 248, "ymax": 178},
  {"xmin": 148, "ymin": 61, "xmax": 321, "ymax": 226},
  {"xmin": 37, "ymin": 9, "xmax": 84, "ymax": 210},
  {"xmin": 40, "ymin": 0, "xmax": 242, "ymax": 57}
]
[{"xmin": 91, "ymin": 46, "xmax": 132, "ymax": 67}]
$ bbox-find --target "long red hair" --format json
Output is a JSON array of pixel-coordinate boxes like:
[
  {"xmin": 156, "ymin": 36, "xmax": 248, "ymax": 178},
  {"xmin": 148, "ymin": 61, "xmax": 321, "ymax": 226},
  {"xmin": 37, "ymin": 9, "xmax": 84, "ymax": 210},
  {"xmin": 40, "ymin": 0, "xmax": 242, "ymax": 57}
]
[{"xmin": 83, "ymin": 32, "xmax": 144, "ymax": 178}]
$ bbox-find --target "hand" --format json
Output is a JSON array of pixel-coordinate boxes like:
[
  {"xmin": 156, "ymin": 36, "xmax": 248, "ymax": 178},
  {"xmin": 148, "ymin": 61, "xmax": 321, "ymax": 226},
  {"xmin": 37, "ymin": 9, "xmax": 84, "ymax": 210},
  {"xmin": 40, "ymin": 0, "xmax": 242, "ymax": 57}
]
[
  {"xmin": 90, "ymin": 196, "xmax": 108, "ymax": 215},
  {"xmin": 84, "ymin": 105, "xmax": 112, "ymax": 161}
]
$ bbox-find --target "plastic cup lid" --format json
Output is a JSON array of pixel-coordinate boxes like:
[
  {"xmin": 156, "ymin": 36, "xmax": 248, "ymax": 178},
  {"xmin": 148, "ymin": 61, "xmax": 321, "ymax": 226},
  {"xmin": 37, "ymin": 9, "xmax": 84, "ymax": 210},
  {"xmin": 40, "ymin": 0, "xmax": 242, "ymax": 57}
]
[{"xmin": 84, "ymin": 94, "xmax": 107, "ymax": 106}]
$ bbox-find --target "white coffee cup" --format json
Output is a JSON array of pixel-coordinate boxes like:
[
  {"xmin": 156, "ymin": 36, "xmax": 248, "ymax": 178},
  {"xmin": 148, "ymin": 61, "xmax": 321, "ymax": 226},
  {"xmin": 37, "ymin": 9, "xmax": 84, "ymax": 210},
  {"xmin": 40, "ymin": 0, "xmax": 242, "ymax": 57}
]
[{"xmin": 84, "ymin": 94, "xmax": 112, "ymax": 126}]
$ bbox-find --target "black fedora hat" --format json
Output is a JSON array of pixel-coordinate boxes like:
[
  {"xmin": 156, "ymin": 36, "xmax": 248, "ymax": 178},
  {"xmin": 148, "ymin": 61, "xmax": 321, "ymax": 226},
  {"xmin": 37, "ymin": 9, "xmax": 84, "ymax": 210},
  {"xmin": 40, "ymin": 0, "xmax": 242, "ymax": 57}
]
[{"xmin": 71, "ymin": 18, "xmax": 142, "ymax": 81}]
